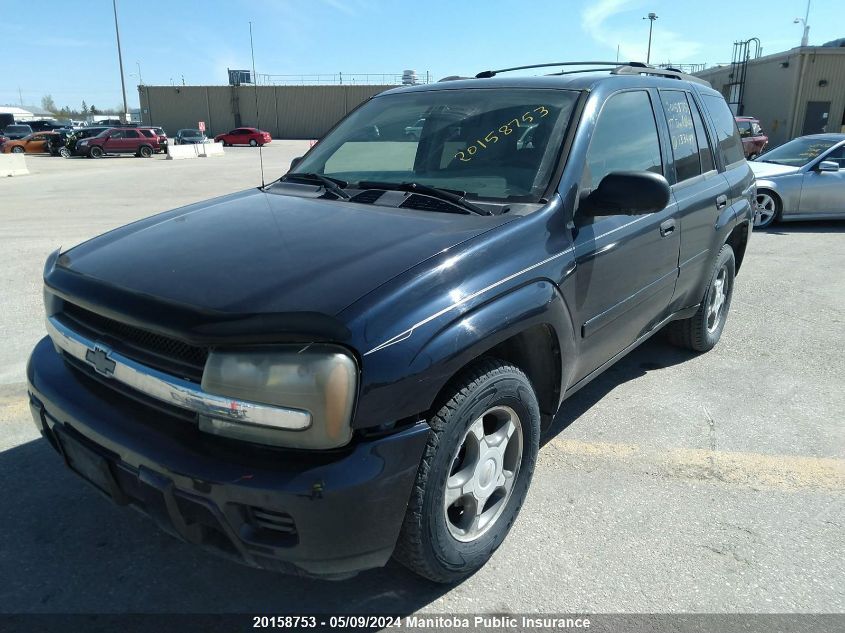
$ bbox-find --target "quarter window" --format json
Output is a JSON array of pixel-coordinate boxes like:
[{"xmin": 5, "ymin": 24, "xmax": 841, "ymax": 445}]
[
  {"xmin": 660, "ymin": 91, "xmax": 701, "ymax": 182},
  {"xmin": 584, "ymin": 91, "xmax": 663, "ymax": 190},
  {"xmin": 701, "ymin": 94, "xmax": 745, "ymax": 166}
]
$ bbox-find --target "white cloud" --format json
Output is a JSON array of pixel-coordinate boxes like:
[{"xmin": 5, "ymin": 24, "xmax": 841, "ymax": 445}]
[{"xmin": 581, "ymin": 0, "xmax": 703, "ymax": 64}]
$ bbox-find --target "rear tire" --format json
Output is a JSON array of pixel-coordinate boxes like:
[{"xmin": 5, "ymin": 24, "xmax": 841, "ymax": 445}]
[
  {"xmin": 89, "ymin": 146, "xmax": 103, "ymax": 158},
  {"xmin": 393, "ymin": 358, "xmax": 540, "ymax": 583},
  {"xmin": 666, "ymin": 244, "xmax": 735, "ymax": 352},
  {"xmin": 138, "ymin": 145, "xmax": 153, "ymax": 158}
]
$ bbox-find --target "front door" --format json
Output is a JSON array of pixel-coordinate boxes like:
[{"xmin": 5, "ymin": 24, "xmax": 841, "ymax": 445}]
[
  {"xmin": 800, "ymin": 145, "xmax": 845, "ymax": 214},
  {"xmin": 570, "ymin": 89, "xmax": 680, "ymax": 383}
]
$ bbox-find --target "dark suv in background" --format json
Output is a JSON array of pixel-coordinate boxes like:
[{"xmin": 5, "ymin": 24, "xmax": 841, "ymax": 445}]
[{"xmin": 28, "ymin": 62, "xmax": 753, "ymax": 583}]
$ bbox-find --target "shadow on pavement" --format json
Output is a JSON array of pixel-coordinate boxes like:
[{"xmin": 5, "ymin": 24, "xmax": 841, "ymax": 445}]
[
  {"xmin": 766, "ymin": 220, "xmax": 845, "ymax": 235},
  {"xmin": 0, "ymin": 439, "xmax": 449, "ymax": 614},
  {"xmin": 542, "ymin": 335, "xmax": 696, "ymax": 444}
]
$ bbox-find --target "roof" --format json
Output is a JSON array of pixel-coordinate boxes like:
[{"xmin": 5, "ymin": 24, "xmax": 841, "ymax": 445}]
[
  {"xmin": 0, "ymin": 106, "xmax": 33, "ymax": 116},
  {"xmin": 801, "ymin": 133, "xmax": 845, "ymax": 141},
  {"xmin": 22, "ymin": 105, "xmax": 55, "ymax": 117},
  {"xmin": 379, "ymin": 70, "xmax": 717, "ymax": 97}
]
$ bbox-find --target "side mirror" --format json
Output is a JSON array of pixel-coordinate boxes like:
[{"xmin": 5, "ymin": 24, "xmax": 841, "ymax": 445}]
[
  {"xmin": 290, "ymin": 156, "xmax": 303, "ymax": 171},
  {"xmin": 818, "ymin": 160, "xmax": 839, "ymax": 173},
  {"xmin": 580, "ymin": 171, "xmax": 671, "ymax": 217}
]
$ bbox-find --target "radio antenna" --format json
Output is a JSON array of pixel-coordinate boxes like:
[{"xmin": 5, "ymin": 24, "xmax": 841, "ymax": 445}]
[{"xmin": 249, "ymin": 21, "xmax": 266, "ymax": 188}]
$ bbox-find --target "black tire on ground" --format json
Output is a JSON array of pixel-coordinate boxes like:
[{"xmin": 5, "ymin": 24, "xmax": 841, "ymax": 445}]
[
  {"xmin": 11, "ymin": 146, "xmax": 24, "ymax": 153},
  {"xmin": 89, "ymin": 146, "xmax": 103, "ymax": 158},
  {"xmin": 666, "ymin": 243, "xmax": 736, "ymax": 353},
  {"xmin": 753, "ymin": 190, "xmax": 781, "ymax": 229},
  {"xmin": 59, "ymin": 147, "xmax": 71, "ymax": 158},
  {"xmin": 249, "ymin": 139, "xmax": 258, "ymax": 147},
  {"xmin": 393, "ymin": 358, "xmax": 541, "ymax": 583},
  {"xmin": 138, "ymin": 145, "xmax": 153, "ymax": 158}
]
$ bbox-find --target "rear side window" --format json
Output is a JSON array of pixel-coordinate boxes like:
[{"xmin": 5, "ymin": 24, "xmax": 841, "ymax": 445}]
[
  {"xmin": 139, "ymin": 129, "xmax": 154, "ymax": 137},
  {"xmin": 124, "ymin": 130, "xmax": 139, "ymax": 138},
  {"xmin": 584, "ymin": 90, "xmax": 662, "ymax": 190},
  {"xmin": 660, "ymin": 91, "xmax": 701, "ymax": 182},
  {"xmin": 689, "ymin": 98, "xmax": 715, "ymax": 173},
  {"xmin": 701, "ymin": 94, "xmax": 745, "ymax": 166}
]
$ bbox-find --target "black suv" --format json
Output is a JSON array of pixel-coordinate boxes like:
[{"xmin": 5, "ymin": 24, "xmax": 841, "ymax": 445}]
[{"xmin": 27, "ymin": 62, "xmax": 754, "ymax": 583}]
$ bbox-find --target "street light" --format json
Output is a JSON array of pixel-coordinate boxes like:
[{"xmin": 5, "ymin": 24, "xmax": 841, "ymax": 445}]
[
  {"xmin": 643, "ymin": 12, "xmax": 658, "ymax": 64},
  {"xmin": 112, "ymin": 0, "xmax": 128, "ymax": 122},
  {"xmin": 794, "ymin": 0, "xmax": 811, "ymax": 47}
]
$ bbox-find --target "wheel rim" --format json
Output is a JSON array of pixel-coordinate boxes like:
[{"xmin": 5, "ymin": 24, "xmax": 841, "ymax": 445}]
[
  {"xmin": 707, "ymin": 266, "xmax": 729, "ymax": 333},
  {"xmin": 250, "ymin": 139, "xmax": 257, "ymax": 146},
  {"xmin": 443, "ymin": 405, "xmax": 523, "ymax": 542},
  {"xmin": 12, "ymin": 147, "xmax": 23, "ymax": 153},
  {"xmin": 754, "ymin": 193, "xmax": 776, "ymax": 227}
]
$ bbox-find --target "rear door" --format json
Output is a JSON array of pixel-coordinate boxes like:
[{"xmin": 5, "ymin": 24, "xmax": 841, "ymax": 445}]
[
  {"xmin": 571, "ymin": 89, "xmax": 680, "ymax": 381},
  {"xmin": 659, "ymin": 90, "xmax": 726, "ymax": 310},
  {"xmin": 123, "ymin": 129, "xmax": 141, "ymax": 152}
]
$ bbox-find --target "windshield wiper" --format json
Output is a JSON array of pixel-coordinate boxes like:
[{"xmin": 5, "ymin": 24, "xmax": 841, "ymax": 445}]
[
  {"xmin": 280, "ymin": 172, "xmax": 351, "ymax": 199},
  {"xmin": 357, "ymin": 181, "xmax": 492, "ymax": 216}
]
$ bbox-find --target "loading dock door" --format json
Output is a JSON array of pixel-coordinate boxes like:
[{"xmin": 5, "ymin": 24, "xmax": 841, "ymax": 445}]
[{"xmin": 802, "ymin": 101, "xmax": 831, "ymax": 135}]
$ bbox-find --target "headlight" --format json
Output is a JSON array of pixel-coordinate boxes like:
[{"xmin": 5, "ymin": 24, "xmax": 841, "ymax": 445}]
[{"xmin": 200, "ymin": 345, "xmax": 357, "ymax": 449}]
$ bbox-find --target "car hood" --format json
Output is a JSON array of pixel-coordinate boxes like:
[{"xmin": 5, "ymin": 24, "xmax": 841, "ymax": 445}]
[
  {"xmin": 56, "ymin": 188, "xmax": 513, "ymax": 320},
  {"xmin": 748, "ymin": 161, "xmax": 801, "ymax": 178}
]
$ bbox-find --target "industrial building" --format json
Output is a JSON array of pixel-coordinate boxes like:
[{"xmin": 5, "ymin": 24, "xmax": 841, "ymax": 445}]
[
  {"xmin": 138, "ymin": 84, "xmax": 396, "ymax": 139},
  {"xmin": 695, "ymin": 41, "xmax": 845, "ymax": 147}
]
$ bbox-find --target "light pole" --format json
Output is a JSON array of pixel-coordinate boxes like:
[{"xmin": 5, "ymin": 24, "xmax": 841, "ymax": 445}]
[
  {"xmin": 794, "ymin": 0, "xmax": 811, "ymax": 47},
  {"xmin": 643, "ymin": 12, "xmax": 658, "ymax": 64},
  {"xmin": 112, "ymin": 0, "xmax": 129, "ymax": 122},
  {"xmin": 136, "ymin": 61, "xmax": 143, "ymax": 85}
]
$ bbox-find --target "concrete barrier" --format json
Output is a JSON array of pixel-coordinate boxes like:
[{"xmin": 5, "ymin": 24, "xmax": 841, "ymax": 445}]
[
  {"xmin": 0, "ymin": 153, "xmax": 29, "ymax": 176},
  {"xmin": 200, "ymin": 142, "xmax": 225, "ymax": 157},
  {"xmin": 166, "ymin": 144, "xmax": 200, "ymax": 160}
]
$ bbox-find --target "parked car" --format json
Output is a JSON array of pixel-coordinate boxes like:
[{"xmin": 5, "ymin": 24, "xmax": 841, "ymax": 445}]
[
  {"xmin": 174, "ymin": 128, "xmax": 207, "ymax": 145},
  {"xmin": 750, "ymin": 133, "xmax": 845, "ymax": 228},
  {"xmin": 3, "ymin": 124, "xmax": 33, "ymax": 140},
  {"xmin": 27, "ymin": 63, "xmax": 753, "ymax": 583},
  {"xmin": 75, "ymin": 127, "xmax": 159, "ymax": 158},
  {"xmin": 1, "ymin": 131, "xmax": 61, "ymax": 154},
  {"xmin": 141, "ymin": 126, "xmax": 168, "ymax": 153},
  {"xmin": 214, "ymin": 127, "xmax": 271, "ymax": 146},
  {"xmin": 26, "ymin": 119, "xmax": 66, "ymax": 132},
  {"xmin": 735, "ymin": 116, "xmax": 768, "ymax": 159},
  {"xmin": 0, "ymin": 132, "xmax": 7, "ymax": 148}
]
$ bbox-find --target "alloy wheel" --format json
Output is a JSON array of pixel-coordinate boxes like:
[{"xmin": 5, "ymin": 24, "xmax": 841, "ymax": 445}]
[
  {"xmin": 444, "ymin": 405, "xmax": 523, "ymax": 542},
  {"xmin": 707, "ymin": 266, "xmax": 729, "ymax": 333},
  {"xmin": 754, "ymin": 193, "xmax": 777, "ymax": 228}
]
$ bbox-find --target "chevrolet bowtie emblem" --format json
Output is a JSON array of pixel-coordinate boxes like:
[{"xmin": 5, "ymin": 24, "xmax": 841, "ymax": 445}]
[{"xmin": 85, "ymin": 345, "xmax": 116, "ymax": 377}]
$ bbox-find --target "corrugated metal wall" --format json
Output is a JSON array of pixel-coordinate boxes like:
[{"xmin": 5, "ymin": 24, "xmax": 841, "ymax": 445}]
[
  {"xmin": 696, "ymin": 48, "xmax": 845, "ymax": 147},
  {"xmin": 138, "ymin": 85, "xmax": 394, "ymax": 139}
]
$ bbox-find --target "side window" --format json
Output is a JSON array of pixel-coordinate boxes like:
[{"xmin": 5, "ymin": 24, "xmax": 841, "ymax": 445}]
[
  {"xmin": 660, "ymin": 91, "xmax": 701, "ymax": 183},
  {"xmin": 139, "ymin": 129, "xmax": 154, "ymax": 137},
  {"xmin": 109, "ymin": 130, "xmax": 124, "ymax": 139},
  {"xmin": 825, "ymin": 145, "xmax": 845, "ymax": 168},
  {"xmin": 701, "ymin": 94, "xmax": 745, "ymax": 166},
  {"xmin": 736, "ymin": 121, "xmax": 753, "ymax": 138},
  {"xmin": 689, "ymin": 97, "xmax": 715, "ymax": 173},
  {"xmin": 583, "ymin": 90, "xmax": 663, "ymax": 190},
  {"xmin": 124, "ymin": 130, "xmax": 139, "ymax": 138}
]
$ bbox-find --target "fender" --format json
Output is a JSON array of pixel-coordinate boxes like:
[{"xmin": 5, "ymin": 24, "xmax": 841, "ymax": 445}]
[{"xmin": 352, "ymin": 280, "xmax": 577, "ymax": 428}]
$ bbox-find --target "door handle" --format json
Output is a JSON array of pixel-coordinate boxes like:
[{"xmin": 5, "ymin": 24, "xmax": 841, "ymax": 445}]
[
  {"xmin": 659, "ymin": 218, "xmax": 676, "ymax": 237},
  {"xmin": 716, "ymin": 194, "xmax": 728, "ymax": 210}
]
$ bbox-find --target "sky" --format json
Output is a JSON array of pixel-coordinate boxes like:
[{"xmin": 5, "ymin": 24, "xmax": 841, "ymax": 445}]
[{"xmin": 1, "ymin": 0, "xmax": 843, "ymax": 111}]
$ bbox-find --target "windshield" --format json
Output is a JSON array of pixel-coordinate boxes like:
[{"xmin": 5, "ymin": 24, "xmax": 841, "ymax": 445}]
[
  {"xmin": 758, "ymin": 137, "xmax": 837, "ymax": 166},
  {"xmin": 181, "ymin": 129, "xmax": 201, "ymax": 136},
  {"xmin": 289, "ymin": 88, "xmax": 579, "ymax": 202}
]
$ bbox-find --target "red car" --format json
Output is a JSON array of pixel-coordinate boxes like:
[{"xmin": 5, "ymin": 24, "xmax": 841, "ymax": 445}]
[
  {"xmin": 214, "ymin": 127, "xmax": 271, "ymax": 147},
  {"xmin": 75, "ymin": 127, "xmax": 160, "ymax": 158},
  {"xmin": 735, "ymin": 116, "xmax": 768, "ymax": 159}
]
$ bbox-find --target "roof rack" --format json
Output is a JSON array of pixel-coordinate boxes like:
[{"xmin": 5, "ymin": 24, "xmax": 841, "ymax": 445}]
[{"xmin": 474, "ymin": 61, "xmax": 710, "ymax": 86}]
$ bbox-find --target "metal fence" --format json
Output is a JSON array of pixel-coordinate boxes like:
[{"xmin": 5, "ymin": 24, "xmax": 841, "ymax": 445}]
[{"xmin": 253, "ymin": 72, "xmax": 432, "ymax": 86}]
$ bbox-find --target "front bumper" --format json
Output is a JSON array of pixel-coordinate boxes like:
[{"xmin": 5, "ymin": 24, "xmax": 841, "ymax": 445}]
[{"xmin": 27, "ymin": 336, "xmax": 429, "ymax": 577}]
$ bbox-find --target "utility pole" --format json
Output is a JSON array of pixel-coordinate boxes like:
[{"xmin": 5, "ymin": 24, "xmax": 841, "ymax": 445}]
[
  {"xmin": 643, "ymin": 12, "xmax": 658, "ymax": 64},
  {"xmin": 136, "ymin": 61, "xmax": 143, "ymax": 85},
  {"xmin": 794, "ymin": 0, "xmax": 811, "ymax": 47},
  {"xmin": 112, "ymin": 0, "xmax": 129, "ymax": 122}
]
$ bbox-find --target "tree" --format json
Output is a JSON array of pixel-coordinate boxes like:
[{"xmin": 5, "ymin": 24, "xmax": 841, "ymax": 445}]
[
  {"xmin": 81, "ymin": 100, "xmax": 88, "ymax": 114},
  {"xmin": 90, "ymin": 105, "xmax": 98, "ymax": 115},
  {"xmin": 41, "ymin": 94, "xmax": 57, "ymax": 113}
]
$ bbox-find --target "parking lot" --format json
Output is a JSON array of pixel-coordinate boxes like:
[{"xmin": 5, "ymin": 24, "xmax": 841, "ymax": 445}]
[{"xmin": 1, "ymin": 145, "xmax": 843, "ymax": 614}]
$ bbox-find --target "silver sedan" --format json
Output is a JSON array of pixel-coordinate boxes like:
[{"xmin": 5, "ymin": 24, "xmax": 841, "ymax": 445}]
[{"xmin": 749, "ymin": 133, "xmax": 845, "ymax": 229}]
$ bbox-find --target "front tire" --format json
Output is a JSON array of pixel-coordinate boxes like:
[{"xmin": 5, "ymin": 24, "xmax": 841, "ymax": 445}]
[
  {"xmin": 754, "ymin": 190, "xmax": 780, "ymax": 229},
  {"xmin": 88, "ymin": 146, "xmax": 103, "ymax": 158},
  {"xmin": 393, "ymin": 358, "xmax": 540, "ymax": 583},
  {"xmin": 249, "ymin": 139, "xmax": 258, "ymax": 147},
  {"xmin": 59, "ymin": 147, "xmax": 71, "ymax": 158},
  {"xmin": 667, "ymin": 244, "xmax": 735, "ymax": 352},
  {"xmin": 11, "ymin": 146, "xmax": 24, "ymax": 154}
]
